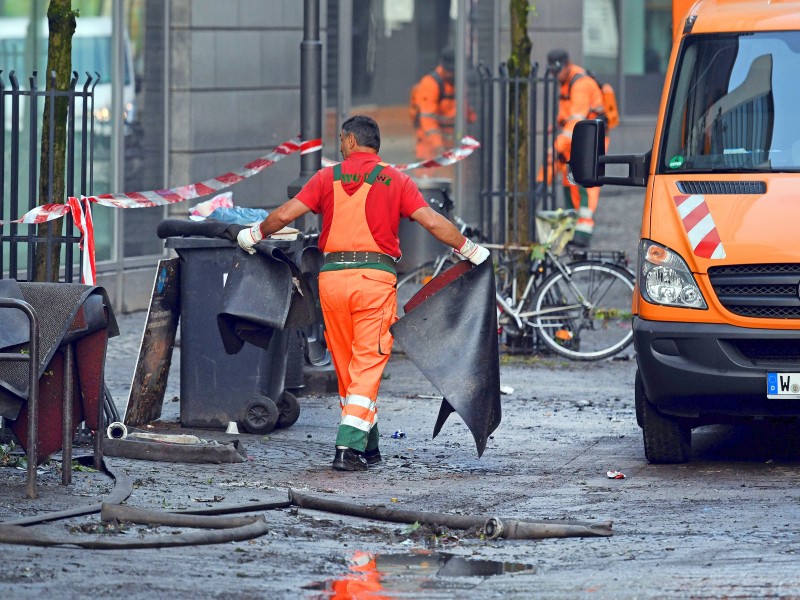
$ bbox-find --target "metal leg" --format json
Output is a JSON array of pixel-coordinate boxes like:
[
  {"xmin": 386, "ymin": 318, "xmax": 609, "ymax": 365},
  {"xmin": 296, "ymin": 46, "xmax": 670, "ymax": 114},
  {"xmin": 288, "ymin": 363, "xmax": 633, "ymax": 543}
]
[
  {"xmin": 0, "ymin": 299, "xmax": 42, "ymax": 500},
  {"xmin": 25, "ymin": 312, "xmax": 39, "ymax": 500},
  {"xmin": 62, "ymin": 344, "xmax": 73, "ymax": 486},
  {"xmin": 94, "ymin": 379, "xmax": 105, "ymax": 471}
]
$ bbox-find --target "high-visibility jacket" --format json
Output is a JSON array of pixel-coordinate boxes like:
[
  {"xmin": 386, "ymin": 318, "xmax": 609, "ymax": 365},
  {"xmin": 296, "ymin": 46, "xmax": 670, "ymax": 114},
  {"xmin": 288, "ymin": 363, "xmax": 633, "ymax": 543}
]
[
  {"xmin": 554, "ymin": 64, "xmax": 605, "ymax": 164},
  {"xmin": 414, "ymin": 65, "xmax": 476, "ymax": 160},
  {"xmin": 554, "ymin": 64, "xmax": 608, "ymax": 246}
]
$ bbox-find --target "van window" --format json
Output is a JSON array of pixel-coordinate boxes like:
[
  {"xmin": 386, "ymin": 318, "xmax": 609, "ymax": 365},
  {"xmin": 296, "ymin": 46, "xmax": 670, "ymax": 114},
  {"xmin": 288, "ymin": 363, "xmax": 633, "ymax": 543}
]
[{"xmin": 661, "ymin": 32, "xmax": 800, "ymax": 174}]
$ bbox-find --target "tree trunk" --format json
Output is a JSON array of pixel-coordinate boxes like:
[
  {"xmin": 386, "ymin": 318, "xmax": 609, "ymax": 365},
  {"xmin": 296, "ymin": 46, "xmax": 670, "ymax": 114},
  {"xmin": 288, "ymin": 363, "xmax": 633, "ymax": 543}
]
[
  {"xmin": 32, "ymin": 0, "xmax": 76, "ymax": 282},
  {"xmin": 507, "ymin": 0, "xmax": 532, "ymax": 245}
]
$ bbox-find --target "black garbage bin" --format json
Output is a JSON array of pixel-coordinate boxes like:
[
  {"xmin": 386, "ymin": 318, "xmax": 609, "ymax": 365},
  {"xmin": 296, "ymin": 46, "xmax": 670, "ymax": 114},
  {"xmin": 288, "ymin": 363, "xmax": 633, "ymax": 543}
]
[{"xmin": 165, "ymin": 236, "xmax": 303, "ymax": 432}]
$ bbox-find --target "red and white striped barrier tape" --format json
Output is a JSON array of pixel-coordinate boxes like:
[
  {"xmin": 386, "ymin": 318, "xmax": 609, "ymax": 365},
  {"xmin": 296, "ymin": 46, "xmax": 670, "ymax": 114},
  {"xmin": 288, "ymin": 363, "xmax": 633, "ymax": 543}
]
[
  {"xmin": 68, "ymin": 197, "xmax": 96, "ymax": 285},
  {"xmin": 320, "ymin": 135, "xmax": 480, "ymax": 169},
  {"xmin": 3, "ymin": 136, "xmax": 479, "ymax": 225},
  {"xmin": 391, "ymin": 135, "xmax": 481, "ymax": 170},
  {"xmin": 1, "ymin": 137, "xmax": 316, "ymax": 225},
  {"xmin": 1, "ymin": 135, "xmax": 480, "ymax": 282}
]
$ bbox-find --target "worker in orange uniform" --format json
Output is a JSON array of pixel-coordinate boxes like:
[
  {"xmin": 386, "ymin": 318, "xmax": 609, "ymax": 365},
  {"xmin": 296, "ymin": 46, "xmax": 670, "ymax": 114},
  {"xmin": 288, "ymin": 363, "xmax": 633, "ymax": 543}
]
[
  {"xmin": 238, "ymin": 115, "xmax": 489, "ymax": 471},
  {"xmin": 548, "ymin": 49, "xmax": 609, "ymax": 247},
  {"xmin": 412, "ymin": 47, "xmax": 476, "ymax": 160}
]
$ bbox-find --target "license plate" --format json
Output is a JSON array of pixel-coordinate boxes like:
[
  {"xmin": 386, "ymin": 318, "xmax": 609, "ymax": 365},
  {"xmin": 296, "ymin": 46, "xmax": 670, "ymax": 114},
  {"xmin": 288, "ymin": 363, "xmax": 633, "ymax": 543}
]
[{"xmin": 767, "ymin": 372, "xmax": 800, "ymax": 399}]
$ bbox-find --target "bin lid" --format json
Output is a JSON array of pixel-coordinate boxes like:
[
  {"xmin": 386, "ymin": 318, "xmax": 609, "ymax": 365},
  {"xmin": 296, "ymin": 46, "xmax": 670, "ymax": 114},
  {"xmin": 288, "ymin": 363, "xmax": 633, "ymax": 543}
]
[
  {"xmin": 165, "ymin": 236, "xmax": 296, "ymax": 250},
  {"xmin": 165, "ymin": 236, "xmax": 235, "ymax": 249}
]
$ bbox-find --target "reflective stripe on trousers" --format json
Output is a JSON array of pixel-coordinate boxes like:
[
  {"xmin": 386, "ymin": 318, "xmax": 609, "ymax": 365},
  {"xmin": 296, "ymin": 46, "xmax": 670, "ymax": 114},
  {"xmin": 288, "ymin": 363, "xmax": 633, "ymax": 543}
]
[{"xmin": 563, "ymin": 183, "xmax": 599, "ymax": 236}]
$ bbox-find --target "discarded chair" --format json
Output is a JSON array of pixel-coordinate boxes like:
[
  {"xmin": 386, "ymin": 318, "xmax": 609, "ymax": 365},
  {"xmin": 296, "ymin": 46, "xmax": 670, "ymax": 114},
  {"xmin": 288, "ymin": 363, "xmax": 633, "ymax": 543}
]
[{"xmin": 0, "ymin": 280, "xmax": 118, "ymax": 498}]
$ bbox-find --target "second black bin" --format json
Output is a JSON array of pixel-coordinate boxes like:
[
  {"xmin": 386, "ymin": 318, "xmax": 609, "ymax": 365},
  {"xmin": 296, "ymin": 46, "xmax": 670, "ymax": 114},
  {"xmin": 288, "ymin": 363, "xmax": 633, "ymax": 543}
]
[{"xmin": 165, "ymin": 236, "xmax": 302, "ymax": 433}]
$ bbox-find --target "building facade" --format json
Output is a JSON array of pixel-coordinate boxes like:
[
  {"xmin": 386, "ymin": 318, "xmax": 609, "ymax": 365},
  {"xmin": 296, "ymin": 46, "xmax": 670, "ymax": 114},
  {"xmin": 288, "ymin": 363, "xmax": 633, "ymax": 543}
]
[{"xmin": 0, "ymin": 0, "xmax": 671, "ymax": 312}]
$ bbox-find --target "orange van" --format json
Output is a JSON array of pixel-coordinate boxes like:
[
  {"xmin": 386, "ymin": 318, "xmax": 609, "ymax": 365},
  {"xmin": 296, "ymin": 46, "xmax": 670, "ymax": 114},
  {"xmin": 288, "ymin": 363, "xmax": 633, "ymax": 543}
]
[{"xmin": 570, "ymin": 0, "xmax": 800, "ymax": 463}]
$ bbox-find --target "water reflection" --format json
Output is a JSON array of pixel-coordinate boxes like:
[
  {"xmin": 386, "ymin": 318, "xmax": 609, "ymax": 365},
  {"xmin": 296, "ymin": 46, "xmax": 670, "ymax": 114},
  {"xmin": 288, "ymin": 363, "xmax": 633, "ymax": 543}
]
[{"xmin": 303, "ymin": 549, "xmax": 535, "ymax": 598}]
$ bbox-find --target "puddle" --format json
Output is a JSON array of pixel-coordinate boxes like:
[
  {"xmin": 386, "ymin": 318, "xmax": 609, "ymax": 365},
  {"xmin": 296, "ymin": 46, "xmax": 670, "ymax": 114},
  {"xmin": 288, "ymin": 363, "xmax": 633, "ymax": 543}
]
[{"xmin": 303, "ymin": 549, "xmax": 535, "ymax": 596}]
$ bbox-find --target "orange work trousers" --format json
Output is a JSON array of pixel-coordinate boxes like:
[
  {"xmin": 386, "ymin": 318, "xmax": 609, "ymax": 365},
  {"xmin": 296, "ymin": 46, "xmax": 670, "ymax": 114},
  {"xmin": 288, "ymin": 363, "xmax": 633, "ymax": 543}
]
[{"xmin": 318, "ymin": 268, "xmax": 397, "ymax": 451}]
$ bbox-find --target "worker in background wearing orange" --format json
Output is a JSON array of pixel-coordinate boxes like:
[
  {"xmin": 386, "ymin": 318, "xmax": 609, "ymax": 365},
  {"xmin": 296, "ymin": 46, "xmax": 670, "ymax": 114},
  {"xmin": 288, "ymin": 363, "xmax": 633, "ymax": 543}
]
[
  {"xmin": 238, "ymin": 115, "xmax": 489, "ymax": 472},
  {"xmin": 412, "ymin": 47, "xmax": 477, "ymax": 161},
  {"xmin": 548, "ymin": 49, "xmax": 609, "ymax": 247}
]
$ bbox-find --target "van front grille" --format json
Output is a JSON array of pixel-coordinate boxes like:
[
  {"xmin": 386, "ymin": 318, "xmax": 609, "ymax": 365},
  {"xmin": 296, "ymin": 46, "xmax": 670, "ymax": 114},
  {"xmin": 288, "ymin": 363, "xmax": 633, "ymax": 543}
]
[
  {"xmin": 708, "ymin": 264, "xmax": 800, "ymax": 319},
  {"xmin": 729, "ymin": 339, "xmax": 800, "ymax": 363}
]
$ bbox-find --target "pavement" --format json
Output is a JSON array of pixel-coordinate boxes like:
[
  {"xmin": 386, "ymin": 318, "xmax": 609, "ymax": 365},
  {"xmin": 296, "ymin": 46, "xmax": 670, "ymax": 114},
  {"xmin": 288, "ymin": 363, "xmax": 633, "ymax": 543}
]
[
  {"xmin": 17, "ymin": 189, "xmax": 800, "ymax": 598},
  {"xmin": 0, "ymin": 307, "xmax": 646, "ymax": 598}
]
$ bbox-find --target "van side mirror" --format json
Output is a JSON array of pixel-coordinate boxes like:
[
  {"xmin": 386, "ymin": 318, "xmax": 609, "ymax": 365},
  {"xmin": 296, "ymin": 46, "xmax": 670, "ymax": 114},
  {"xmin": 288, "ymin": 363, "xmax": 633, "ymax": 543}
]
[
  {"xmin": 569, "ymin": 119, "xmax": 651, "ymax": 188},
  {"xmin": 570, "ymin": 120, "xmax": 606, "ymax": 187}
]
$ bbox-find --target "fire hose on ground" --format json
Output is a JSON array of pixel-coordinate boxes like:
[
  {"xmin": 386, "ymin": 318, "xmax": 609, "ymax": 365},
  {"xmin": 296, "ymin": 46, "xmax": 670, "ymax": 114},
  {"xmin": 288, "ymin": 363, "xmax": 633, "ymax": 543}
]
[
  {"xmin": 0, "ymin": 455, "xmax": 611, "ymax": 548},
  {"xmin": 287, "ymin": 489, "xmax": 613, "ymax": 540}
]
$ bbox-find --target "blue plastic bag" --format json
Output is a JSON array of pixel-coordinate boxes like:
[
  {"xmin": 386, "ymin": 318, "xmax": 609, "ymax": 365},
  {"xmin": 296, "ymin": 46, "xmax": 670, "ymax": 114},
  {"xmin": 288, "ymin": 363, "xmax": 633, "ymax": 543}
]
[{"xmin": 207, "ymin": 206, "xmax": 269, "ymax": 225}]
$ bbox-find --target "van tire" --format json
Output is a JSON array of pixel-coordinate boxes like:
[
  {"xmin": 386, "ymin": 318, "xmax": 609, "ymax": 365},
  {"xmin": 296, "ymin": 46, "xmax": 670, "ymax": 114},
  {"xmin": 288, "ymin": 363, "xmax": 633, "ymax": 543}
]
[{"xmin": 636, "ymin": 372, "xmax": 691, "ymax": 463}]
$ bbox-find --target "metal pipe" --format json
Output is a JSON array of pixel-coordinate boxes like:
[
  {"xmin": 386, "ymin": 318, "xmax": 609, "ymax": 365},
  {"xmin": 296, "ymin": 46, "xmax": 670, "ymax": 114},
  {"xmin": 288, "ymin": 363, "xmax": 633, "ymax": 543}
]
[
  {"xmin": 106, "ymin": 421, "xmax": 127, "ymax": 440},
  {"xmin": 8, "ymin": 74, "xmax": 19, "ymax": 278},
  {"xmin": 94, "ymin": 336, "xmax": 107, "ymax": 470},
  {"xmin": 337, "ymin": 0, "xmax": 353, "ymax": 134},
  {"xmin": 27, "ymin": 73, "xmax": 38, "ymax": 279},
  {"xmin": 25, "ymin": 304, "xmax": 38, "ymax": 499},
  {"xmin": 65, "ymin": 74, "xmax": 77, "ymax": 282},
  {"xmin": 528, "ymin": 65, "xmax": 537, "ymax": 237},
  {"xmin": 111, "ymin": 0, "xmax": 124, "ymax": 192},
  {"xmin": 288, "ymin": 0, "xmax": 322, "ymax": 214},
  {"xmin": 454, "ymin": 0, "xmax": 467, "ymax": 216},
  {"xmin": 498, "ymin": 64, "xmax": 508, "ymax": 244},
  {"xmin": 62, "ymin": 343, "xmax": 74, "ymax": 485},
  {"xmin": 300, "ymin": 0, "xmax": 321, "ymax": 179}
]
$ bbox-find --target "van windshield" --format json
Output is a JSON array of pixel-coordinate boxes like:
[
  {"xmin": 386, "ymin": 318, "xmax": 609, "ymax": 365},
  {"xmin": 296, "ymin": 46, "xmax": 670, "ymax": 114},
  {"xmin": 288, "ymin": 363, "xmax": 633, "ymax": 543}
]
[{"xmin": 661, "ymin": 32, "xmax": 800, "ymax": 173}]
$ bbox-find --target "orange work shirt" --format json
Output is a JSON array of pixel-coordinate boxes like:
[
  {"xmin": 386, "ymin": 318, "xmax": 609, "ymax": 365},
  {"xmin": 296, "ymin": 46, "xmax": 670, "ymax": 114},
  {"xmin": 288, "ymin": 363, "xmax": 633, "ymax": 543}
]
[{"xmin": 295, "ymin": 152, "xmax": 427, "ymax": 258}]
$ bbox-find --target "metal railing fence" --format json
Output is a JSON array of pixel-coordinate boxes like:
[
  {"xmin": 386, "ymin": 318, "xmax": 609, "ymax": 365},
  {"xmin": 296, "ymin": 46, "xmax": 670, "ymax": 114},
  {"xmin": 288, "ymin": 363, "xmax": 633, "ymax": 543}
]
[
  {"xmin": 0, "ymin": 70, "xmax": 97, "ymax": 282},
  {"xmin": 478, "ymin": 62, "xmax": 560, "ymax": 245}
]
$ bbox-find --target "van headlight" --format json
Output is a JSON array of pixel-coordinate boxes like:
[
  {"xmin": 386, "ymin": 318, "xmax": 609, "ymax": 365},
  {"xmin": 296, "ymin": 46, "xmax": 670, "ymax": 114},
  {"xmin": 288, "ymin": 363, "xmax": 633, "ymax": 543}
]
[{"xmin": 640, "ymin": 240, "xmax": 707, "ymax": 309}]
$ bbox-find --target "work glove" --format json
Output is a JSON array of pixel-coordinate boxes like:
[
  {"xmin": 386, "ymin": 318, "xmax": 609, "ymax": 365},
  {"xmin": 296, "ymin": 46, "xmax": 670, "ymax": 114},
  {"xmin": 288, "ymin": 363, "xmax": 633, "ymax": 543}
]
[
  {"xmin": 237, "ymin": 224, "xmax": 263, "ymax": 254},
  {"xmin": 456, "ymin": 237, "xmax": 490, "ymax": 265}
]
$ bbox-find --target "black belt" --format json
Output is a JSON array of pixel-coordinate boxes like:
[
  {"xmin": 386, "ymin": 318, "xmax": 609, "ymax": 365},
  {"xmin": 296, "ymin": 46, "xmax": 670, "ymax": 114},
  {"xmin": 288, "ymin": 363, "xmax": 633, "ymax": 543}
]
[{"xmin": 324, "ymin": 251, "xmax": 398, "ymax": 269}]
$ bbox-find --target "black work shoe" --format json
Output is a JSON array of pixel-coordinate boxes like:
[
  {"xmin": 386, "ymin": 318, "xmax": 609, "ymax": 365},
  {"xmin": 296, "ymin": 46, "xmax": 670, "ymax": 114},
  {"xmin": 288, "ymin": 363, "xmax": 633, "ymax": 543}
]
[
  {"xmin": 364, "ymin": 448, "xmax": 382, "ymax": 465},
  {"xmin": 332, "ymin": 448, "xmax": 368, "ymax": 471}
]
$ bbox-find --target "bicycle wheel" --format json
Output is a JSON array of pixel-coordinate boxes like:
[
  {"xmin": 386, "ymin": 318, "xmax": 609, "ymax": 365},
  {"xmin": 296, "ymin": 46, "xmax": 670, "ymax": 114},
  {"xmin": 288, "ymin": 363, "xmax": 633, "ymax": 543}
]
[
  {"xmin": 396, "ymin": 260, "xmax": 453, "ymax": 317},
  {"xmin": 529, "ymin": 261, "xmax": 635, "ymax": 360}
]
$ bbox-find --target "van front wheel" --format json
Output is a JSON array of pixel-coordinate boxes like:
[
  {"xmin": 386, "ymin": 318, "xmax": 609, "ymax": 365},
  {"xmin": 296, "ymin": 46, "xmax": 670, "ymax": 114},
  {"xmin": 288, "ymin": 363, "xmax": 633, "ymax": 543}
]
[{"xmin": 636, "ymin": 371, "xmax": 691, "ymax": 464}]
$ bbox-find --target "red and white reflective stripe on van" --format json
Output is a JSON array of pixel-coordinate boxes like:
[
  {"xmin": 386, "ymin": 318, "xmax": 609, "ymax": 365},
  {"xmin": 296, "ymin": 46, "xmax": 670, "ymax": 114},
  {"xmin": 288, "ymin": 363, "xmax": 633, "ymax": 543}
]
[{"xmin": 673, "ymin": 194, "xmax": 726, "ymax": 259}]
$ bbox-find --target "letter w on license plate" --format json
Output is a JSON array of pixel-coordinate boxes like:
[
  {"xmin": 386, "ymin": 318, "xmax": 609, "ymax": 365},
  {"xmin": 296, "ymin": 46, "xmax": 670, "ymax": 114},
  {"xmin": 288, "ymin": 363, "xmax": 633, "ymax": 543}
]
[{"xmin": 767, "ymin": 372, "xmax": 800, "ymax": 399}]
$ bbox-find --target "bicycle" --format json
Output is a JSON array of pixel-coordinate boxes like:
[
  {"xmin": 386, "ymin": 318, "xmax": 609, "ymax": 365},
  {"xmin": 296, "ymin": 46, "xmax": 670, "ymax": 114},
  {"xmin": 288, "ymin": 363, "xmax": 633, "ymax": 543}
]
[
  {"xmin": 396, "ymin": 203, "xmax": 636, "ymax": 361},
  {"xmin": 395, "ymin": 199, "xmax": 483, "ymax": 318}
]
